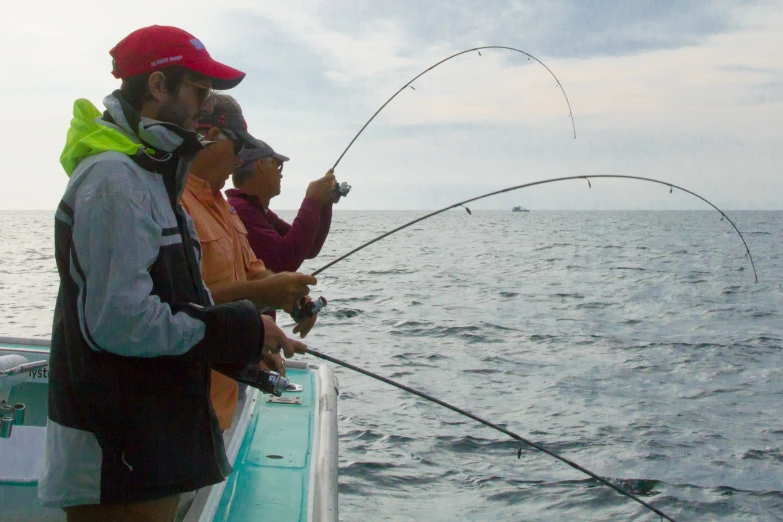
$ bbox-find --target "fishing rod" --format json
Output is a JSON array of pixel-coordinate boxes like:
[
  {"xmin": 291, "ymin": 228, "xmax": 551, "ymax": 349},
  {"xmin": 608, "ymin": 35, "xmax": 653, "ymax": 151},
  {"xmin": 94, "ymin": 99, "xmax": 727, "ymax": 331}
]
[
  {"xmin": 305, "ymin": 346, "xmax": 677, "ymax": 522},
  {"xmin": 332, "ymin": 46, "xmax": 576, "ymax": 170},
  {"xmin": 311, "ymin": 174, "xmax": 758, "ymax": 283}
]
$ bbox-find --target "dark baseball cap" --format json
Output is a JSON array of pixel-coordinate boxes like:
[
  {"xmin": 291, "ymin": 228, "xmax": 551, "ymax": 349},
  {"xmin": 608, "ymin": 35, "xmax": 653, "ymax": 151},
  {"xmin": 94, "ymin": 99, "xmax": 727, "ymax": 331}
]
[
  {"xmin": 197, "ymin": 112, "xmax": 264, "ymax": 151},
  {"xmin": 239, "ymin": 140, "xmax": 290, "ymax": 167}
]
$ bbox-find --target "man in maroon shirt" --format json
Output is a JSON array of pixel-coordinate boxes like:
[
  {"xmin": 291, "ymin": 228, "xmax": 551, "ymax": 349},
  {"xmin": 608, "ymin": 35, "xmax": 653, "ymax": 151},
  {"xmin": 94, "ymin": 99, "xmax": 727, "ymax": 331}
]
[{"xmin": 226, "ymin": 141, "xmax": 337, "ymax": 275}]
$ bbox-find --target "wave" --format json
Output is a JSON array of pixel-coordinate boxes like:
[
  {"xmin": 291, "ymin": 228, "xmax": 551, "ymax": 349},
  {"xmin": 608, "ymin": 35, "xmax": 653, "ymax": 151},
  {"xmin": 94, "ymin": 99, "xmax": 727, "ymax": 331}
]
[{"xmin": 742, "ymin": 448, "xmax": 783, "ymax": 462}]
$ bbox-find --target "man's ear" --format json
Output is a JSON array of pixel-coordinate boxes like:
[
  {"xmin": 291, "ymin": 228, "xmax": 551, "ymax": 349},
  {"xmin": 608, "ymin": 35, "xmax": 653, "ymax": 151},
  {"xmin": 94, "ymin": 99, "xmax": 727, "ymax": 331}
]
[
  {"xmin": 147, "ymin": 71, "xmax": 167, "ymax": 103},
  {"xmin": 206, "ymin": 127, "xmax": 222, "ymax": 140}
]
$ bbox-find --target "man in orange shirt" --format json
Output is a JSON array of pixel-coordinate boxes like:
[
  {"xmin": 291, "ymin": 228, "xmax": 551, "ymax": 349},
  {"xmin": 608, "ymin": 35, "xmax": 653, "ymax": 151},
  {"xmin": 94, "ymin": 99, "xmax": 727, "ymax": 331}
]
[{"xmin": 181, "ymin": 94, "xmax": 318, "ymax": 431}]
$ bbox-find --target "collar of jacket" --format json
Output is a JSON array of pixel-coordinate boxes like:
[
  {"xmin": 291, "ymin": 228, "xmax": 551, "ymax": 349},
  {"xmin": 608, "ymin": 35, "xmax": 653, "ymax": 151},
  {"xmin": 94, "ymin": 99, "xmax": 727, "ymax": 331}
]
[
  {"xmin": 225, "ymin": 188, "xmax": 267, "ymax": 212},
  {"xmin": 101, "ymin": 90, "xmax": 204, "ymax": 155},
  {"xmin": 102, "ymin": 91, "xmax": 205, "ymax": 203},
  {"xmin": 60, "ymin": 92, "xmax": 205, "ymax": 180}
]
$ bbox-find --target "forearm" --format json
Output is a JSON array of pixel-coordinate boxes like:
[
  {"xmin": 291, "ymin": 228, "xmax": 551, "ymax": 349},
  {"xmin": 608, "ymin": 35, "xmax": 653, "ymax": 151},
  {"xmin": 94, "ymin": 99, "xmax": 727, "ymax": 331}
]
[
  {"xmin": 248, "ymin": 199, "xmax": 321, "ymax": 272},
  {"xmin": 308, "ymin": 203, "xmax": 332, "ymax": 258},
  {"xmin": 208, "ymin": 278, "xmax": 281, "ymax": 309},
  {"xmin": 249, "ymin": 268, "xmax": 275, "ymax": 281},
  {"xmin": 174, "ymin": 300, "xmax": 265, "ymax": 365}
]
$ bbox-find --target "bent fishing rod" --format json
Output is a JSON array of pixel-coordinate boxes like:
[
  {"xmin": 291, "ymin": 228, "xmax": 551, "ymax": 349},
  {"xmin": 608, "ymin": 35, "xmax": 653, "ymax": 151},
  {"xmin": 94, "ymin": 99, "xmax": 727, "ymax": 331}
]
[
  {"xmin": 304, "ymin": 346, "xmax": 677, "ymax": 522},
  {"xmin": 332, "ymin": 46, "xmax": 576, "ymax": 170},
  {"xmin": 311, "ymin": 174, "xmax": 758, "ymax": 283}
]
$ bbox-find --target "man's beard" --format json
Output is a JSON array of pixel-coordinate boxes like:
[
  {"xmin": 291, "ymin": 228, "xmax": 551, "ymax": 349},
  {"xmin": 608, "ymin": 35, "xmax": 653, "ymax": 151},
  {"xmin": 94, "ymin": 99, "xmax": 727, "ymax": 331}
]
[{"xmin": 156, "ymin": 98, "xmax": 195, "ymax": 130}]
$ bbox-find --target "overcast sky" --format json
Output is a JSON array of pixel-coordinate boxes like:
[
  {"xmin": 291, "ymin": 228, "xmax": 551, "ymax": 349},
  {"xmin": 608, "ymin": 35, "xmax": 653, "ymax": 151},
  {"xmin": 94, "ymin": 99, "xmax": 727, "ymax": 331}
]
[{"xmin": 2, "ymin": 0, "xmax": 781, "ymax": 210}]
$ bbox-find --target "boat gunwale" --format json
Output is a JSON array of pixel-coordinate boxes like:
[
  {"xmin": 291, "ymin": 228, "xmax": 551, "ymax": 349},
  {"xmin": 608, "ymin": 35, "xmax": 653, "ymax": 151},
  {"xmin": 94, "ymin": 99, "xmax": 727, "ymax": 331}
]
[
  {"xmin": 0, "ymin": 337, "xmax": 51, "ymax": 348},
  {"xmin": 312, "ymin": 364, "xmax": 339, "ymax": 522},
  {"xmin": 307, "ymin": 363, "xmax": 321, "ymax": 519}
]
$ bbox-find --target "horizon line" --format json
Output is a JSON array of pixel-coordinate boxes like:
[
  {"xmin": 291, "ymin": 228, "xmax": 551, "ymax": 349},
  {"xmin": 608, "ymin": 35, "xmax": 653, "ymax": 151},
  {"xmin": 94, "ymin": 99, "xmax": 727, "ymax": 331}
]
[{"xmin": 2, "ymin": 208, "xmax": 781, "ymax": 212}]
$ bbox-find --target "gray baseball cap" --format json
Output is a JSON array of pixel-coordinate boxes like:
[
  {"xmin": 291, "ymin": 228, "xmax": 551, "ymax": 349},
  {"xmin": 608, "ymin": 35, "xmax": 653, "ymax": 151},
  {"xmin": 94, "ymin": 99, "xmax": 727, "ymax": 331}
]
[{"xmin": 239, "ymin": 139, "xmax": 290, "ymax": 167}]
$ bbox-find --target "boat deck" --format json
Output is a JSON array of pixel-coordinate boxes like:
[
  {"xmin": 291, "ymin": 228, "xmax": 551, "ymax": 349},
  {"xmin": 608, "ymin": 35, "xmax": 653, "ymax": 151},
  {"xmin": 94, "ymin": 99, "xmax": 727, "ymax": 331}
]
[{"xmin": 219, "ymin": 369, "xmax": 317, "ymax": 521}]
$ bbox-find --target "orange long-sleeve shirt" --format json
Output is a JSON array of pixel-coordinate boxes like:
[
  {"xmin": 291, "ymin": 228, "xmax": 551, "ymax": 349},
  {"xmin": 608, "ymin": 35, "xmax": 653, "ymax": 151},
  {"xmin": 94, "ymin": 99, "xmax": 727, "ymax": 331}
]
[{"xmin": 181, "ymin": 174, "xmax": 266, "ymax": 429}]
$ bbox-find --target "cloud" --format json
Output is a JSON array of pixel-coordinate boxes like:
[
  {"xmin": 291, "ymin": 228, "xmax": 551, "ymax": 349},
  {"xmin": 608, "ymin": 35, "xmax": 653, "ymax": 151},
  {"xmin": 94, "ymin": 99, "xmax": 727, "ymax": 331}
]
[
  {"xmin": 0, "ymin": 0, "xmax": 781, "ymax": 210},
  {"xmin": 311, "ymin": 0, "xmax": 762, "ymax": 58}
]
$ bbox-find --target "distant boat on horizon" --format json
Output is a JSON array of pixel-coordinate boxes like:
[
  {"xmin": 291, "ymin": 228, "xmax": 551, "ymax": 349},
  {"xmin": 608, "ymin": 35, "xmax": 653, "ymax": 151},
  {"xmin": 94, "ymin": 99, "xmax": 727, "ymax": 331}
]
[{"xmin": 512, "ymin": 206, "xmax": 530, "ymax": 212}]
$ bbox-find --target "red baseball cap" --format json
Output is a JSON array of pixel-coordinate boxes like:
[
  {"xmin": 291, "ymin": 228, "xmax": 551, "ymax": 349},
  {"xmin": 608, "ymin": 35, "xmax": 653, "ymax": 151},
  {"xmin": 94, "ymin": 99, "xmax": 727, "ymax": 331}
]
[{"xmin": 110, "ymin": 25, "xmax": 245, "ymax": 90}]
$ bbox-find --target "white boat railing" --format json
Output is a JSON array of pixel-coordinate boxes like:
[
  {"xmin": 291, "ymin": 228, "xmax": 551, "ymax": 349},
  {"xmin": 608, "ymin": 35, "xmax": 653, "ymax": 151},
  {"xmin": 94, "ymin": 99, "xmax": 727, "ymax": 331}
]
[
  {"xmin": 0, "ymin": 337, "xmax": 51, "ymax": 347},
  {"xmin": 311, "ymin": 364, "xmax": 339, "ymax": 522},
  {"xmin": 0, "ymin": 360, "xmax": 49, "ymax": 378}
]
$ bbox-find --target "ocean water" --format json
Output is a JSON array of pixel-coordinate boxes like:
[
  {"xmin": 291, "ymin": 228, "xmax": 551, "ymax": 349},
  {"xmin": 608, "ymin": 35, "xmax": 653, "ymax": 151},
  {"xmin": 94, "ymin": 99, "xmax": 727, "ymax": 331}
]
[{"xmin": 1, "ymin": 209, "xmax": 781, "ymax": 521}]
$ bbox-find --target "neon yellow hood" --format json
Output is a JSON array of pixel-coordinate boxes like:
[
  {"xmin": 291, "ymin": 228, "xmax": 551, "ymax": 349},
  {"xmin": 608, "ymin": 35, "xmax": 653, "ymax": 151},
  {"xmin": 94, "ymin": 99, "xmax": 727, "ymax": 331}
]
[{"xmin": 60, "ymin": 99, "xmax": 148, "ymax": 176}]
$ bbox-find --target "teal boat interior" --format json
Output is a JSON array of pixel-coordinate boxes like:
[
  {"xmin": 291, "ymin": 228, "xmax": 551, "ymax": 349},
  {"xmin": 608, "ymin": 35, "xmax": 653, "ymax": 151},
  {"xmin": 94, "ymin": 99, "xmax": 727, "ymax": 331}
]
[{"xmin": 0, "ymin": 336, "xmax": 339, "ymax": 522}]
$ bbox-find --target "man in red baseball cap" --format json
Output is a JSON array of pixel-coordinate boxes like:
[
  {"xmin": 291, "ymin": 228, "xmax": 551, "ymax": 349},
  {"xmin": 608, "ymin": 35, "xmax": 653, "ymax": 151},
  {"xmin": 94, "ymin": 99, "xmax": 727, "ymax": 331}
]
[{"xmin": 41, "ymin": 26, "xmax": 313, "ymax": 521}]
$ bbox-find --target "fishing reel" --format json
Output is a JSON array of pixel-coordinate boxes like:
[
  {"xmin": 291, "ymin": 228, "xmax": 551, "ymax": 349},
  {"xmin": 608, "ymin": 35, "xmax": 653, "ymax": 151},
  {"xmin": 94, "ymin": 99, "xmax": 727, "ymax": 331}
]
[
  {"xmin": 237, "ymin": 364, "xmax": 290, "ymax": 397},
  {"xmin": 291, "ymin": 296, "xmax": 327, "ymax": 323},
  {"xmin": 333, "ymin": 182, "xmax": 351, "ymax": 202}
]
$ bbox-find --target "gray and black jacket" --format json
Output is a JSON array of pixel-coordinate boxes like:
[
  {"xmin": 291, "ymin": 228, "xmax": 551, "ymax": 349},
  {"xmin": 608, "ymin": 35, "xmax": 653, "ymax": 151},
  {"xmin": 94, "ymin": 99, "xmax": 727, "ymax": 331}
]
[{"xmin": 39, "ymin": 92, "xmax": 264, "ymax": 508}]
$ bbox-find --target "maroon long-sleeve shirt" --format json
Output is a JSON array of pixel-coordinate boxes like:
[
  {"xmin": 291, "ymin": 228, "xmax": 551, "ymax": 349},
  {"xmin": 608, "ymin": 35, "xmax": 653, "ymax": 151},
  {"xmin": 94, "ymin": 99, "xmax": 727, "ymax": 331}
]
[{"xmin": 225, "ymin": 188, "xmax": 332, "ymax": 273}]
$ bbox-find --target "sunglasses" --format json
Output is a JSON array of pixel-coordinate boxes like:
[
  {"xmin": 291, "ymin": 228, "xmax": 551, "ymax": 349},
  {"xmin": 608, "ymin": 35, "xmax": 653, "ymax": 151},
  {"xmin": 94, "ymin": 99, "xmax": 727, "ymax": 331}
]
[
  {"xmin": 183, "ymin": 79, "xmax": 214, "ymax": 106},
  {"xmin": 261, "ymin": 156, "xmax": 284, "ymax": 172},
  {"xmin": 218, "ymin": 129, "xmax": 245, "ymax": 155}
]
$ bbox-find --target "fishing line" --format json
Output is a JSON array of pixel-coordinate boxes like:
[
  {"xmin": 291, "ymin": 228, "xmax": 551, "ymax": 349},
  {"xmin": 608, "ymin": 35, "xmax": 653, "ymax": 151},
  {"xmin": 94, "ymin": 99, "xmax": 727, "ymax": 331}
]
[
  {"xmin": 305, "ymin": 346, "xmax": 677, "ymax": 522},
  {"xmin": 311, "ymin": 174, "xmax": 757, "ymax": 283},
  {"xmin": 332, "ymin": 46, "xmax": 576, "ymax": 170}
]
